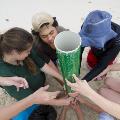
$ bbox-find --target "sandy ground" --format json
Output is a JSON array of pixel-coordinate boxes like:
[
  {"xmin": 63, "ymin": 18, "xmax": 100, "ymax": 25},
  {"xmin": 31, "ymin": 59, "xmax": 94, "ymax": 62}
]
[
  {"xmin": 0, "ymin": 48, "xmax": 120, "ymax": 120},
  {"xmin": 0, "ymin": 0, "xmax": 120, "ymax": 119}
]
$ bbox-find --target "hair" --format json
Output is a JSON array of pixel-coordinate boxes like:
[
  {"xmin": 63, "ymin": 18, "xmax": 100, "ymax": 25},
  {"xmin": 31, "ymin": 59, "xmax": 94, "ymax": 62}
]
[{"xmin": 0, "ymin": 27, "xmax": 37, "ymax": 74}]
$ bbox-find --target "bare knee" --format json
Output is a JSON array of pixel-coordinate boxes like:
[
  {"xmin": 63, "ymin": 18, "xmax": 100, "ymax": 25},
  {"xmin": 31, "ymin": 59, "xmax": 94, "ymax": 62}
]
[{"xmin": 104, "ymin": 77, "xmax": 113, "ymax": 87}]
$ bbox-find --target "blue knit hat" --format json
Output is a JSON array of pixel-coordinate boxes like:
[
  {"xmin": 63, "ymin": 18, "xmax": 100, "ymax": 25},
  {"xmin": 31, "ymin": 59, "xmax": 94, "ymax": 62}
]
[{"xmin": 79, "ymin": 10, "xmax": 117, "ymax": 49}]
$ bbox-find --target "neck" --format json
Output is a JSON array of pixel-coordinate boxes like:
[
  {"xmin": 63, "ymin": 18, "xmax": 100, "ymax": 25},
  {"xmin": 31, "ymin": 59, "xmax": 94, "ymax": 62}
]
[{"xmin": 3, "ymin": 54, "xmax": 19, "ymax": 65}]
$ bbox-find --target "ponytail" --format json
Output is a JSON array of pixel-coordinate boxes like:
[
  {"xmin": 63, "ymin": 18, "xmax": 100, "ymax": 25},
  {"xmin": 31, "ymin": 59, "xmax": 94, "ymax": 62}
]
[{"xmin": 24, "ymin": 57, "xmax": 38, "ymax": 75}]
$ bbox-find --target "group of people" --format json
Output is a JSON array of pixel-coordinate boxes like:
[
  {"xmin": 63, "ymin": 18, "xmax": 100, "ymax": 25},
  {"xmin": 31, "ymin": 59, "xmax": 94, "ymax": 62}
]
[{"xmin": 0, "ymin": 9, "xmax": 120, "ymax": 120}]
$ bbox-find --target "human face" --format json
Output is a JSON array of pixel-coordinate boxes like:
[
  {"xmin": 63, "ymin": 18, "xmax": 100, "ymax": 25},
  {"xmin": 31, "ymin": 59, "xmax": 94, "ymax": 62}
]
[
  {"xmin": 39, "ymin": 25, "xmax": 58, "ymax": 46},
  {"xmin": 16, "ymin": 46, "xmax": 32, "ymax": 61}
]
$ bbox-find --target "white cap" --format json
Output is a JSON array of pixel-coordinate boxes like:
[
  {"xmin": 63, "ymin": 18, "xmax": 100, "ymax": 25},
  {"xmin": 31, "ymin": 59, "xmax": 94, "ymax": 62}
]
[{"xmin": 32, "ymin": 12, "xmax": 54, "ymax": 32}]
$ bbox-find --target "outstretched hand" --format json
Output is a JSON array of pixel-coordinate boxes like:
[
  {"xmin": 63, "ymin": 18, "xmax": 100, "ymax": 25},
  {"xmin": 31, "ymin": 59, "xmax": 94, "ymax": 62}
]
[
  {"xmin": 32, "ymin": 85, "xmax": 61, "ymax": 104},
  {"xmin": 66, "ymin": 74, "xmax": 92, "ymax": 97},
  {"xmin": 1, "ymin": 76, "xmax": 29, "ymax": 91}
]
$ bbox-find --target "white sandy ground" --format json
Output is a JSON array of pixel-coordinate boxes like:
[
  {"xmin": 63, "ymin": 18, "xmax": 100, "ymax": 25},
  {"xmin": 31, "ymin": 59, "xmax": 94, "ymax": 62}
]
[{"xmin": 0, "ymin": 0, "xmax": 120, "ymax": 119}]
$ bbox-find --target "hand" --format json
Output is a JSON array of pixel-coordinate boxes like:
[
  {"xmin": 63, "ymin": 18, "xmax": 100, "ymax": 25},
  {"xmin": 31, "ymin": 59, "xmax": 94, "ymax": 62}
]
[
  {"xmin": 0, "ymin": 76, "xmax": 29, "ymax": 91},
  {"xmin": 94, "ymin": 66, "xmax": 110, "ymax": 81},
  {"xmin": 69, "ymin": 93, "xmax": 85, "ymax": 104},
  {"xmin": 66, "ymin": 74, "xmax": 92, "ymax": 97},
  {"xmin": 60, "ymin": 97, "xmax": 74, "ymax": 106},
  {"xmin": 32, "ymin": 85, "xmax": 60, "ymax": 104},
  {"xmin": 95, "ymin": 74, "xmax": 107, "ymax": 81},
  {"xmin": 69, "ymin": 92, "xmax": 79, "ymax": 98}
]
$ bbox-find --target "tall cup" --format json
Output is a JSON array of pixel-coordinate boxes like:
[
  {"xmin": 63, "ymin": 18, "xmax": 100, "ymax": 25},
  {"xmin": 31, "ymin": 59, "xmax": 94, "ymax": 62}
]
[{"xmin": 54, "ymin": 31, "xmax": 81, "ymax": 93}]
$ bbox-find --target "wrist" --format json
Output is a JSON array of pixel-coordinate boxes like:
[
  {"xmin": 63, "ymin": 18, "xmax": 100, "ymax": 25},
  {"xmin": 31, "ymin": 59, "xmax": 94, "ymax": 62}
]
[
  {"xmin": 0, "ymin": 77, "xmax": 7, "ymax": 86},
  {"xmin": 26, "ymin": 95, "xmax": 35, "ymax": 105},
  {"xmin": 86, "ymin": 88, "xmax": 97, "ymax": 99},
  {"xmin": 108, "ymin": 65, "xmax": 112, "ymax": 71}
]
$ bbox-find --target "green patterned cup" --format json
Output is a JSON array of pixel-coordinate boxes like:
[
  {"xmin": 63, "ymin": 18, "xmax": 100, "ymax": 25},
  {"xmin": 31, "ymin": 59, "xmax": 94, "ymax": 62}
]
[{"xmin": 54, "ymin": 31, "xmax": 81, "ymax": 93}]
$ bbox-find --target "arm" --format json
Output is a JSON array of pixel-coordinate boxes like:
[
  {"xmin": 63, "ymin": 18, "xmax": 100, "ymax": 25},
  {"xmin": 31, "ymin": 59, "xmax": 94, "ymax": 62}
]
[
  {"xmin": 86, "ymin": 88, "xmax": 120, "ymax": 119},
  {"xmin": 67, "ymin": 75, "xmax": 120, "ymax": 119},
  {"xmin": 0, "ymin": 76, "xmax": 28, "ymax": 91},
  {"xmin": 107, "ymin": 63, "xmax": 120, "ymax": 71},
  {"xmin": 0, "ymin": 85, "xmax": 60, "ymax": 120},
  {"xmin": 29, "ymin": 49, "xmax": 64, "ymax": 85},
  {"xmin": 95, "ymin": 63, "xmax": 120, "ymax": 79},
  {"xmin": 41, "ymin": 63, "xmax": 64, "ymax": 85},
  {"xmin": 82, "ymin": 45, "xmax": 120, "ymax": 81},
  {"xmin": 0, "ymin": 69, "xmax": 33, "ymax": 100},
  {"xmin": 48, "ymin": 59, "xmax": 59, "ymax": 72}
]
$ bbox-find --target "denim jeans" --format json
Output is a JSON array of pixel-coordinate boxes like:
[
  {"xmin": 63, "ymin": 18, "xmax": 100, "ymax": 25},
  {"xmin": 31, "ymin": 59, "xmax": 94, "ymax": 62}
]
[{"xmin": 99, "ymin": 112, "xmax": 115, "ymax": 120}]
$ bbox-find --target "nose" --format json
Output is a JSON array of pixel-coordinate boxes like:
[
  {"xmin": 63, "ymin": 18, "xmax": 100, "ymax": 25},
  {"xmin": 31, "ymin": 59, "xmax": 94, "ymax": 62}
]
[{"xmin": 47, "ymin": 35, "xmax": 53, "ymax": 42}]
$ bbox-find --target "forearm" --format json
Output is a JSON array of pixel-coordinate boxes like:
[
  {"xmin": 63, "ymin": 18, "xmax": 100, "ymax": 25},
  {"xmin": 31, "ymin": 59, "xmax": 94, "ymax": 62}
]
[
  {"xmin": 109, "ymin": 64, "xmax": 120, "ymax": 71},
  {"xmin": 82, "ymin": 65, "xmax": 106, "ymax": 81},
  {"xmin": 81, "ymin": 97, "xmax": 103, "ymax": 113},
  {"xmin": 0, "ymin": 96, "xmax": 33, "ymax": 120},
  {"xmin": 48, "ymin": 60, "xmax": 59, "ymax": 72},
  {"xmin": 41, "ymin": 64, "xmax": 63, "ymax": 81},
  {"xmin": 45, "ymin": 98, "xmax": 68, "ymax": 106},
  {"xmin": 87, "ymin": 88, "xmax": 120, "ymax": 119},
  {"xmin": 0, "ymin": 77, "xmax": 5, "ymax": 86}
]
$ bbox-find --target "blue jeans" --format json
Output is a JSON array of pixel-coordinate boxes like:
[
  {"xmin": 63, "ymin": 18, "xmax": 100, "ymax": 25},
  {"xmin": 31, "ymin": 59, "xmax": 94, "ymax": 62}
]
[{"xmin": 99, "ymin": 112, "xmax": 115, "ymax": 120}]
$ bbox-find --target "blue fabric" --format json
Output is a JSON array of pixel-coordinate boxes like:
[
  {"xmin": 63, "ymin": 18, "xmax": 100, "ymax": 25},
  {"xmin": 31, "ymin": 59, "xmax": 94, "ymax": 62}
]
[
  {"xmin": 79, "ymin": 10, "xmax": 117, "ymax": 49},
  {"xmin": 12, "ymin": 104, "xmax": 39, "ymax": 120},
  {"xmin": 99, "ymin": 112, "xmax": 115, "ymax": 120}
]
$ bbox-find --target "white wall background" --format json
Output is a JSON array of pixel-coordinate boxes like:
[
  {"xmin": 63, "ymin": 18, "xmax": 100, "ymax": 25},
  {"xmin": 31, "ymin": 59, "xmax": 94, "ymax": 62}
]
[{"xmin": 0, "ymin": 0, "xmax": 120, "ymax": 33}]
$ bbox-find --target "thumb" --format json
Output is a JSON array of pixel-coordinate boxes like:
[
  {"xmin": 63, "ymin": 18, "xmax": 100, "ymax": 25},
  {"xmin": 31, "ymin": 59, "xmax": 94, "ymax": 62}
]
[
  {"xmin": 72, "ymin": 74, "xmax": 80, "ymax": 83},
  {"xmin": 41, "ymin": 85, "xmax": 50, "ymax": 91}
]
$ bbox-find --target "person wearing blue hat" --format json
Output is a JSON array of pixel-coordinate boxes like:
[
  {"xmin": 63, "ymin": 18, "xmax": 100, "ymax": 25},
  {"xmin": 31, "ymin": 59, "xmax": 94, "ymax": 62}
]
[
  {"xmin": 79, "ymin": 10, "xmax": 120, "ymax": 120},
  {"xmin": 79, "ymin": 10, "xmax": 120, "ymax": 82}
]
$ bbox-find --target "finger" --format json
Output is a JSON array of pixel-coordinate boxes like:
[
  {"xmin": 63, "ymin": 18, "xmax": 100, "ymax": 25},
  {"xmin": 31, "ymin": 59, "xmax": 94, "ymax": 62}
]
[
  {"xmin": 49, "ymin": 91, "xmax": 61, "ymax": 99},
  {"xmin": 72, "ymin": 74, "xmax": 81, "ymax": 83},
  {"xmin": 66, "ymin": 80, "xmax": 72, "ymax": 87},
  {"xmin": 17, "ymin": 87, "xmax": 19, "ymax": 92},
  {"xmin": 19, "ymin": 78, "xmax": 29, "ymax": 88},
  {"xmin": 12, "ymin": 82, "xmax": 24, "ymax": 88},
  {"xmin": 14, "ymin": 77, "xmax": 29, "ymax": 88},
  {"xmin": 41, "ymin": 85, "xmax": 50, "ymax": 91},
  {"xmin": 69, "ymin": 92, "xmax": 79, "ymax": 97}
]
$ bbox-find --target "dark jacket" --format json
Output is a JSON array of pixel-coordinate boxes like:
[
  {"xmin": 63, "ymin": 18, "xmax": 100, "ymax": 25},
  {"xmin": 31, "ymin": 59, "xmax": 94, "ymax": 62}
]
[{"xmin": 81, "ymin": 22, "xmax": 120, "ymax": 81}]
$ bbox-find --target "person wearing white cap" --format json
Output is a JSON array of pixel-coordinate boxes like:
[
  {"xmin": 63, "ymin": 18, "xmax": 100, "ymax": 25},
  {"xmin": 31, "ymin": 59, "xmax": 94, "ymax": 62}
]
[
  {"xmin": 31, "ymin": 12, "xmax": 68, "ymax": 67},
  {"xmin": 31, "ymin": 12, "xmax": 69, "ymax": 86}
]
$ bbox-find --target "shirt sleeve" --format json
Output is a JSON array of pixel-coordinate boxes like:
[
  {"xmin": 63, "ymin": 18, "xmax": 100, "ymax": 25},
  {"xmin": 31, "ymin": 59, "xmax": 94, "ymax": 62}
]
[
  {"xmin": 82, "ymin": 44, "xmax": 120, "ymax": 82},
  {"xmin": 36, "ymin": 51, "xmax": 50, "ymax": 64}
]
